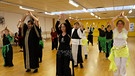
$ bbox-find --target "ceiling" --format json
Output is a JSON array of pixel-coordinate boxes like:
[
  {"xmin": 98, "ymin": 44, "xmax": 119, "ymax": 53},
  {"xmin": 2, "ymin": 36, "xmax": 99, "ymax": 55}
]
[{"xmin": 0, "ymin": 0, "xmax": 135, "ymax": 19}]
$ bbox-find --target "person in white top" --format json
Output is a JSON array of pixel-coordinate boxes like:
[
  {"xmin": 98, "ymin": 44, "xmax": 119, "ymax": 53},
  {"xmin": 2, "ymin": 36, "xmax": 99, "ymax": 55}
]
[
  {"xmin": 108, "ymin": 12, "xmax": 130, "ymax": 76},
  {"xmin": 82, "ymin": 27, "xmax": 89, "ymax": 59},
  {"xmin": 71, "ymin": 22, "xmax": 84, "ymax": 68}
]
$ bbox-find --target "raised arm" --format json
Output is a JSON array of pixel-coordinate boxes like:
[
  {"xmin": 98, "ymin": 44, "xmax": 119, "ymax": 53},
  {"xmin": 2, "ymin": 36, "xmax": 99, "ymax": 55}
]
[
  {"xmin": 63, "ymin": 15, "xmax": 72, "ymax": 36},
  {"xmin": 29, "ymin": 11, "xmax": 39, "ymax": 26},
  {"xmin": 55, "ymin": 17, "xmax": 61, "ymax": 35},
  {"xmin": 17, "ymin": 19, "xmax": 21, "ymax": 28},
  {"xmin": 110, "ymin": 13, "xmax": 121, "ymax": 30},
  {"xmin": 20, "ymin": 12, "xmax": 28, "ymax": 27},
  {"xmin": 121, "ymin": 12, "xmax": 130, "ymax": 31}
]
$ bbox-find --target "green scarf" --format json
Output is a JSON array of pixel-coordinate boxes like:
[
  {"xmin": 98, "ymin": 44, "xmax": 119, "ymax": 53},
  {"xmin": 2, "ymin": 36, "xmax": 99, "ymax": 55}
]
[
  {"xmin": 98, "ymin": 36, "xmax": 106, "ymax": 53},
  {"xmin": 2, "ymin": 44, "xmax": 10, "ymax": 57},
  {"xmin": 7, "ymin": 34, "xmax": 13, "ymax": 42},
  {"xmin": 39, "ymin": 40, "xmax": 44, "ymax": 48}
]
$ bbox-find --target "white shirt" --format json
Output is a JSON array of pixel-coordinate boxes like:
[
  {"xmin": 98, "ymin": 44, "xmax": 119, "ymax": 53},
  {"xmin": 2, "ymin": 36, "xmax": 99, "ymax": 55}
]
[{"xmin": 113, "ymin": 28, "xmax": 128, "ymax": 47}]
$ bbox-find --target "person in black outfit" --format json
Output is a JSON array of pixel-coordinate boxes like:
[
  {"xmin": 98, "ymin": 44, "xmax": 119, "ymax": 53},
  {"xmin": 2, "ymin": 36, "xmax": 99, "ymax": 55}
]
[
  {"xmin": 1, "ymin": 27, "xmax": 14, "ymax": 67},
  {"xmin": 17, "ymin": 20, "xmax": 23, "ymax": 52},
  {"xmin": 20, "ymin": 11, "xmax": 41, "ymax": 73},
  {"xmin": 98, "ymin": 25, "xmax": 106, "ymax": 53},
  {"xmin": 88, "ymin": 25, "xmax": 94, "ymax": 46},
  {"xmin": 56, "ymin": 14, "xmax": 74, "ymax": 76},
  {"xmin": 105, "ymin": 25, "xmax": 113, "ymax": 59}
]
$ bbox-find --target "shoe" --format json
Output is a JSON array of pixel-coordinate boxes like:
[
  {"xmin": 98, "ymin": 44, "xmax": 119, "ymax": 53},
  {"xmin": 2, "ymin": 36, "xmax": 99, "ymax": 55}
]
[
  {"xmin": 85, "ymin": 55, "xmax": 88, "ymax": 59},
  {"xmin": 80, "ymin": 63, "xmax": 83, "ymax": 68},
  {"xmin": 3, "ymin": 64, "xmax": 8, "ymax": 67},
  {"xmin": 39, "ymin": 59, "xmax": 42, "ymax": 63},
  {"xmin": 8, "ymin": 64, "xmax": 14, "ymax": 67},
  {"xmin": 26, "ymin": 69, "xmax": 31, "ymax": 72},
  {"xmin": 19, "ymin": 50, "xmax": 23, "ymax": 52},
  {"xmin": 74, "ymin": 65, "xmax": 78, "ymax": 67},
  {"xmin": 33, "ymin": 69, "xmax": 38, "ymax": 73}
]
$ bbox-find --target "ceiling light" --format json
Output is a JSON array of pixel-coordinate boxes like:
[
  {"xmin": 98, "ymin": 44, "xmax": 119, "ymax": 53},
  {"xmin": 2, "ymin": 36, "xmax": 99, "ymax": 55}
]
[
  {"xmin": 69, "ymin": 0, "xmax": 79, "ymax": 7},
  {"xmin": 44, "ymin": 12, "xmax": 54, "ymax": 15},
  {"xmin": 98, "ymin": 17, "xmax": 101, "ymax": 19},
  {"xmin": 90, "ymin": 12, "xmax": 95, "ymax": 16},
  {"xmin": 69, "ymin": 17, "xmax": 72, "ymax": 19},
  {"xmin": 19, "ymin": 6, "xmax": 34, "ymax": 11},
  {"xmin": 95, "ymin": 15, "xmax": 98, "ymax": 18},
  {"xmin": 83, "ymin": 8, "xmax": 88, "ymax": 12},
  {"xmin": 129, "ymin": 9, "xmax": 132, "ymax": 13},
  {"xmin": 133, "ymin": 5, "xmax": 135, "ymax": 9},
  {"xmin": 51, "ymin": 5, "xmax": 135, "ymax": 15}
]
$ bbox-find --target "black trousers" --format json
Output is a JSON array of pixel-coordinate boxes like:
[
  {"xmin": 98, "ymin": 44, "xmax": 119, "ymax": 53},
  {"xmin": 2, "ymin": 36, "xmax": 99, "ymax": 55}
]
[
  {"xmin": 19, "ymin": 37, "xmax": 23, "ymax": 49},
  {"xmin": 56, "ymin": 50, "xmax": 71, "ymax": 76},
  {"xmin": 38, "ymin": 45, "xmax": 43, "ymax": 62},
  {"xmin": 98, "ymin": 40, "xmax": 102, "ymax": 52},
  {"xmin": 88, "ymin": 35, "xmax": 93, "ymax": 45},
  {"xmin": 77, "ymin": 45, "xmax": 83, "ymax": 64},
  {"xmin": 3, "ymin": 45, "xmax": 13, "ymax": 66},
  {"xmin": 52, "ymin": 38, "xmax": 58, "ymax": 50}
]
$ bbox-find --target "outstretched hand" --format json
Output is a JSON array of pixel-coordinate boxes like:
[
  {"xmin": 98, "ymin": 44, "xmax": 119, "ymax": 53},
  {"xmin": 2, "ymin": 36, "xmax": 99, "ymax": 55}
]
[
  {"xmin": 58, "ymin": 14, "xmax": 67, "ymax": 20},
  {"xmin": 118, "ymin": 11, "xmax": 125, "ymax": 18}
]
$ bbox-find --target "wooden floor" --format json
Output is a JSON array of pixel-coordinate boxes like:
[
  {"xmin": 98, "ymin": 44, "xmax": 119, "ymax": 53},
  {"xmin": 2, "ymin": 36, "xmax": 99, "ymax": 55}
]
[{"xmin": 0, "ymin": 37, "xmax": 135, "ymax": 76}]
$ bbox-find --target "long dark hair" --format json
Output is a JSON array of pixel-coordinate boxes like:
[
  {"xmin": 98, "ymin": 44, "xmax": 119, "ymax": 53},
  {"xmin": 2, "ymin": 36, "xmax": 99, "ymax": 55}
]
[{"xmin": 60, "ymin": 23, "xmax": 68, "ymax": 32}]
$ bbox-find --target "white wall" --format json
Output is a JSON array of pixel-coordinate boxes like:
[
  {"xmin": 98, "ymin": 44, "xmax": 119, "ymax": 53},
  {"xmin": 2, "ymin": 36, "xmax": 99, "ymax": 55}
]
[
  {"xmin": 0, "ymin": 11, "xmax": 53, "ymax": 46},
  {"xmin": 0, "ymin": 11, "xmax": 53, "ymax": 38}
]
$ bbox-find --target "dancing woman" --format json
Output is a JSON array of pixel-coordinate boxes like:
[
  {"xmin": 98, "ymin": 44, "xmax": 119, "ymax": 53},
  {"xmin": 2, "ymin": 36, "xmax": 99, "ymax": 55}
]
[
  {"xmin": 108, "ymin": 12, "xmax": 130, "ymax": 76},
  {"xmin": 1, "ymin": 27, "xmax": 14, "ymax": 67},
  {"xmin": 55, "ymin": 14, "xmax": 73, "ymax": 76}
]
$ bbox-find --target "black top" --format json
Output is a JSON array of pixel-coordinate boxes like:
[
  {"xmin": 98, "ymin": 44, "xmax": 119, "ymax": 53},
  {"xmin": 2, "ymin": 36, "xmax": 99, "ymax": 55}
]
[
  {"xmin": 98, "ymin": 28, "xmax": 106, "ymax": 37},
  {"xmin": 58, "ymin": 34, "xmax": 71, "ymax": 50},
  {"xmin": 106, "ymin": 29, "xmax": 113, "ymax": 39},
  {"xmin": 3, "ymin": 35, "xmax": 11, "ymax": 45},
  {"xmin": 55, "ymin": 19, "xmax": 72, "ymax": 50},
  {"xmin": 89, "ymin": 27, "xmax": 94, "ymax": 35},
  {"xmin": 55, "ymin": 19, "xmax": 72, "ymax": 36},
  {"xmin": 71, "ymin": 29, "xmax": 81, "ymax": 39}
]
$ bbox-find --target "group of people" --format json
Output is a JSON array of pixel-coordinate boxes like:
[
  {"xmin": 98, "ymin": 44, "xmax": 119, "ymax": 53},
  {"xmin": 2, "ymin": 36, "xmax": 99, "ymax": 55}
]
[
  {"xmin": 54, "ymin": 12, "xmax": 130, "ymax": 76},
  {"xmin": 0, "ymin": 11, "xmax": 130, "ymax": 76},
  {"xmin": 0, "ymin": 11, "xmax": 43, "ymax": 73}
]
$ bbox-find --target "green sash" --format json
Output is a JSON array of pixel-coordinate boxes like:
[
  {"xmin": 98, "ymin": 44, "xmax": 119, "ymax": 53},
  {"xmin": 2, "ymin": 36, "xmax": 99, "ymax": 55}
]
[
  {"xmin": 98, "ymin": 36, "xmax": 106, "ymax": 52},
  {"xmin": 39, "ymin": 40, "xmax": 44, "ymax": 48},
  {"xmin": 2, "ymin": 44, "xmax": 10, "ymax": 57},
  {"xmin": 106, "ymin": 39, "xmax": 113, "ymax": 53}
]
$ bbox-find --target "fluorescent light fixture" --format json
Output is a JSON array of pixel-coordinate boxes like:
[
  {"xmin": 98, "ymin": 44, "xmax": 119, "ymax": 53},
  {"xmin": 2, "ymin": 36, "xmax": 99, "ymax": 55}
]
[
  {"xmin": 83, "ymin": 8, "xmax": 88, "ymax": 12},
  {"xmin": 69, "ymin": 17, "xmax": 72, "ymax": 19},
  {"xmin": 129, "ymin": 9, "xmax": 132, "ymax": 13},
  {"xmin": 95, "ymin": 15, "xmax": 98, "ymax": 18},
  {"xmin": 69, "ymin": 0, "xmax": 79, "ymax": 7},
  {"xmin": 96, "ymin": 8, "xmax": 105, "ymax": 11},
  {"xmin": 114, "ymin": 6, "xmax": 123, "ymax": 10},
  {"xmin": 133, "ymin": 5, "xmax": 135, "ymax": 9},
  {"xmin": 19, "ymin": 6, "xmax": 34, "ymax": 11},
  {"xmin": 105, "ymin": 7, "xmax": 113, "ymax": 11},
  {"xmin": 98, "ymin": 17, "xmax": 101, "ymax": 19},
  {"xmin": 51, "ymin": 5, "xmax": 135, "ymax": 15},
  {"xmin": 90, "ymin": 12, "xmax": 95, "ymax": 16},
  {"xmin": 44, "ymin": 12, "xmax": 54, "ymax": 15}
]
